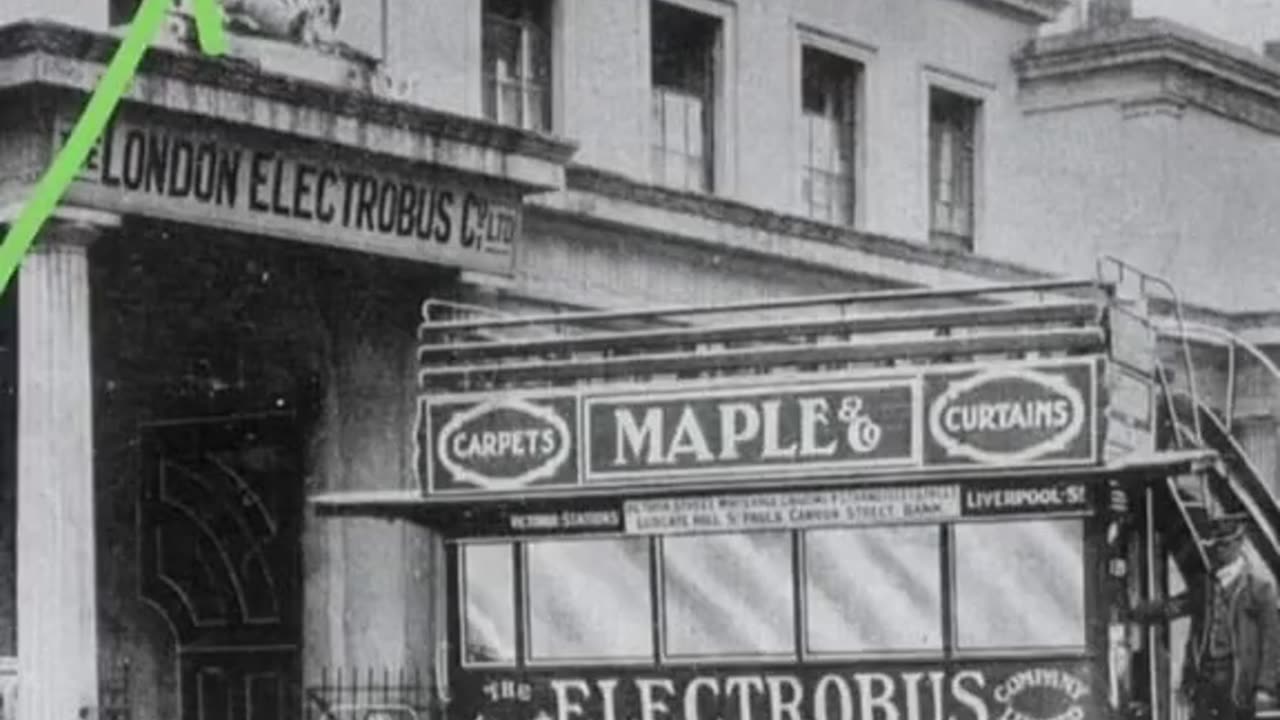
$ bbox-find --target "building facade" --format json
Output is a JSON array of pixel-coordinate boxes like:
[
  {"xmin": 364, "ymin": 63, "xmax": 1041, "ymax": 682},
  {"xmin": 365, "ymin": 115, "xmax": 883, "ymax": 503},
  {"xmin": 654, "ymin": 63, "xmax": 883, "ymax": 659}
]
[{"xmin": 4, "ymin": 0, "xmax": 1280, "ymax": 717}]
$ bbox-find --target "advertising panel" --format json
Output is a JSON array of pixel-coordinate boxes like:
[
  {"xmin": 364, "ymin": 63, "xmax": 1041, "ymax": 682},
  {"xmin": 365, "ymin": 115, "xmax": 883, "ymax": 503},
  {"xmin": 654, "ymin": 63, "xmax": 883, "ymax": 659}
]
[
  {"xmin": 442, "ymin": 477, "xmax": 1093, "ymax": 538},
  {"xmin": 585, "ymin": 379, "xmax": 919, "ymax": 484},
  {"xmin": 452, "ymin": 660, "xmax": 1100, "ymax": 720},
  {"xmin": 922, "ymin": 362, "xmax": 1097, "ymax": 468},
  {"xmin": 419, "ymin": 358, "xmax": 1101, "ymax": 497}
]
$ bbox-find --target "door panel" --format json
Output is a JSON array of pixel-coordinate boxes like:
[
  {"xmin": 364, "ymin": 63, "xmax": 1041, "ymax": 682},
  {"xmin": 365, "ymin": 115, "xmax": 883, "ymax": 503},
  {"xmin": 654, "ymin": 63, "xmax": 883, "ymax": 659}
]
[
  {"xmin": 181, "ymin": 649, "xmax": 295, "ymax": 720},
  {"xmin": 140, "ymin": 414, "xmax": 303, "ymax": 719}
]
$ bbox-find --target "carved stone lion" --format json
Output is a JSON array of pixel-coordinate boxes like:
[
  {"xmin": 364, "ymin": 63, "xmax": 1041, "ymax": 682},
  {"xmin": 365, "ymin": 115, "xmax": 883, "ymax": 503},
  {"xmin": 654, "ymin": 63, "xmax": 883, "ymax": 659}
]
[{"xmin": 221, "ymin": 0, "xmax": 342, "ymax": 46}]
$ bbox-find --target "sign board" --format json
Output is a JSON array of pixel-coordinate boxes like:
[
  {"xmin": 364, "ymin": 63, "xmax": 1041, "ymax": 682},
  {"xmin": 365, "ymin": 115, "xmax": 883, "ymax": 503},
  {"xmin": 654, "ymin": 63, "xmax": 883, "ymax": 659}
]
[
  {"xmin": 585, "ymin": 379, "xmax": 918, "ymax": 483},
  {"xmin": 452, "ymin": 660, "xmax": 1100, "ymax": 720},
  {"xmin": 54, "ymin": 113, "xmax": 521, "ymax": 275},
  {"xmin": 442, "ymin": 477, "xmax": 1093, "ymax": 539},
  {"xmin": 623, "ymin": 485, "xmax": 960, "ymax": 534},
  {"xmin": 923, "ymin": 362, "xmax": 1096, "ymax": 468},
  {"xmin": 418, "ymin": 357, "xmax": 1101, "ymax": 497},
  {"xmin": 426, "ymin": 394, "xmax": 579, "ymax": 492}
]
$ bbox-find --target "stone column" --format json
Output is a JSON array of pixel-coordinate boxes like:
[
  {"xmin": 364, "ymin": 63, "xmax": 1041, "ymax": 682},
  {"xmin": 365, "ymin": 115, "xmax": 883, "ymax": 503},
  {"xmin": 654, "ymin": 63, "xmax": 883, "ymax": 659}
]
[{"xmin": 16, "ymin": 212, "xmax": 115, "ymax": 720}]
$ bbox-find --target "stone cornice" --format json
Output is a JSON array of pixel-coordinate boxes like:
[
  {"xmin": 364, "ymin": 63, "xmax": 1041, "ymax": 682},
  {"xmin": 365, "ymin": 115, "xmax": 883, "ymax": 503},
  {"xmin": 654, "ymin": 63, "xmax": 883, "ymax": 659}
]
[
  {"xmin": 0, "ymin": 20, "xmax": 577, "ymax": 191},
  {"xmin": 967, "ymin": 0, "xmax": 1069, "ymax": 23},
  {"xmin": 550, "ymin": 165, "xmax": 1059, "ymax": 289},
  {"xmin": 1017, "ymin": 18, "xmax": 1280, "ymax": 135}
]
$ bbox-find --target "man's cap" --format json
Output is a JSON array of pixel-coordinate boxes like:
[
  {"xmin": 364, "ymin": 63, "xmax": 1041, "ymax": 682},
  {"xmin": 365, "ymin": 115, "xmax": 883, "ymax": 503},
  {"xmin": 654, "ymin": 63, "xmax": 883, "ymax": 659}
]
[{"xmin": 1202, "ymin": 512, "xmax": 1250, "ymax": 545}]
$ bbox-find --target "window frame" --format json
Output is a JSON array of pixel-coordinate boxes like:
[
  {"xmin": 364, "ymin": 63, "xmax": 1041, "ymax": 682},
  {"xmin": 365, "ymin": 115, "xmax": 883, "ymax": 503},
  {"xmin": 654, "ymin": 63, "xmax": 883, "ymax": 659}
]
[
  {"xmin": 798, "ymin": 523, "xmax": 947, "ymax": 662},
  {"xmin": 793, "ymin": 24, "xmax": 875, "ymax": 228},
  {"xmin": 656, "ymin": 530, "xmax": 799, "ymax": 665},
  {"xmin": 481, "ymin": 0, "xmax": 555, "ymax": 133},
  {"xmin": 921, "ymin": 67, "xmax": 991, "ymax": 254},
  {"xmin": 948, "ymin": 517, "xmax": 1091, "ymax": 657},
  {"xmin": 521, "ymin": 535, "xmax": 657, "ymax": 667},
  {"xmin": 645, "ymin": 0, "xmax": 736, "ymax": 196},
  {"xmin": 457, "ymin": 540, "xmax": 520, "ymax": 669},
  {"xmin": 449, "ymin": 511, "xmax": 1096, "ymax": 672}
]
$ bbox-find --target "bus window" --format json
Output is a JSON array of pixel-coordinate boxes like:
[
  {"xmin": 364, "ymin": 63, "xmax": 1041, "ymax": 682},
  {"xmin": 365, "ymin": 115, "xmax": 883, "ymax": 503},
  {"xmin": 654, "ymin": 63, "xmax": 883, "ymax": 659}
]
[
  {"xmin": 803, "ymin": 525, "xmax": 943, "ymax": 656},
  {"xmin": 661, "ymin": 531, "xmax": 794, "ymax": 660},
  {"xmin": 953, "ymin": 518, "xmax": 1087, "ymax": 651},
  {"xmin": 461, "ymin": 542, "xmax": 517, "ymax": 665},
  {"xmin": 525, "ymin": 537, "xmax": 653, "ymax": 663}
]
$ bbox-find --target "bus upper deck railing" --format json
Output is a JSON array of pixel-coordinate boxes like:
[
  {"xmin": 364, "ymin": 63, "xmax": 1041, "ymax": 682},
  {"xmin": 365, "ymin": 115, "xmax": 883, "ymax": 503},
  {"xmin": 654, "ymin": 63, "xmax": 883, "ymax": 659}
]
[{"xmin": 418, "ymin": 279, "xmax": 1111, "ymax": 392}]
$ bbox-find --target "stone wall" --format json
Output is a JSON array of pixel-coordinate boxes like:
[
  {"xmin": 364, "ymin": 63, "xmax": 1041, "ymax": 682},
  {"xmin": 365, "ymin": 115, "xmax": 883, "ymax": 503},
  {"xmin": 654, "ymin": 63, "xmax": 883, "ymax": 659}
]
[{"xmin": 89, "ymin": 221, "xmax": 453, "ymax": 716}]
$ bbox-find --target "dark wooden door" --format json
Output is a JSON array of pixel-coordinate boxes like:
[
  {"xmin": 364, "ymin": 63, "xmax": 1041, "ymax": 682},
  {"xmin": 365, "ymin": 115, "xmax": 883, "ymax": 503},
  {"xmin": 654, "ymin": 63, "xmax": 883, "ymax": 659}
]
[
  {"xmin": 139, "ymin": 413, "xmax": 303, "ymax": 720},
  {"xmin": 179, "ymin": 648, "xmax": 297, "ymax": 720}
]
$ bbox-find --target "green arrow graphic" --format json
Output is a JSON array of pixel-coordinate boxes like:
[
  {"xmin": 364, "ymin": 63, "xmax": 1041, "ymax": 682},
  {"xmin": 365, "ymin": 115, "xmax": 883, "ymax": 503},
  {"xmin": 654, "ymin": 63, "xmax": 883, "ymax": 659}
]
[{"xmin": 0, "ymin": 0, "xmax": 226, "ymax": 294}]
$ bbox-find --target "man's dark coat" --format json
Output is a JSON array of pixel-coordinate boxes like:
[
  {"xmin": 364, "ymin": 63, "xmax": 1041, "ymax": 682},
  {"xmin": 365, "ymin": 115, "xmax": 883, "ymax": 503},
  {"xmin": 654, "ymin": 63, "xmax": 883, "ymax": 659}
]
[{"xmin": 1147, "ymin": 562, "xmax": 1280, "ymax": 706}]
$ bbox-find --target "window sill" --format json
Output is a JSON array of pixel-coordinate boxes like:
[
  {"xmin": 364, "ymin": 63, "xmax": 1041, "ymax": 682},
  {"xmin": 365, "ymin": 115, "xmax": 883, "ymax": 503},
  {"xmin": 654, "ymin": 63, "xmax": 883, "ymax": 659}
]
[{"xmin": 929, "ymin": 230, "xmax": 975, "ymax": 254}]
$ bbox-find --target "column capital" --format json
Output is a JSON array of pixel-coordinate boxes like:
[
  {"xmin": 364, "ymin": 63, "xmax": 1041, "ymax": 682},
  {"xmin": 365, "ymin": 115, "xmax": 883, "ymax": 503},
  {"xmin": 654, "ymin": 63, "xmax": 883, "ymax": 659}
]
[{"xmin": 33, "ymin": 207, "xmax": 121, "ymax": 252}]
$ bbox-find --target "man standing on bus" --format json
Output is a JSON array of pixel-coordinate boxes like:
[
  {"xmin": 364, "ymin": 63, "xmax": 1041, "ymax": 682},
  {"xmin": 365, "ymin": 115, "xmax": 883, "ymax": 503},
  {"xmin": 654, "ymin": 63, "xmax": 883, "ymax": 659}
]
[{"xmin": 1131, "ymin": 514, "xmax": 1280, "ymax": 720}]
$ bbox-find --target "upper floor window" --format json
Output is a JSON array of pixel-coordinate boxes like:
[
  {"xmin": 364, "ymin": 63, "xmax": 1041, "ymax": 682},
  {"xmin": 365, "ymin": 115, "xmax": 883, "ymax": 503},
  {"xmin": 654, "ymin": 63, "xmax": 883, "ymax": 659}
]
[
  {"xmin": 800, "ymin": 47, "xmax": 860, "ymax": 226},
  {"xmin": 650, "ymin": 1, "xmax": 721, "ymax": 194},
  {"xmin": 929, "ymin": 88, "xmax": 980, "ymax": 252},
  {"xmin": 483, "ymin": 0, "xmax": 553, "ymax": 133}
]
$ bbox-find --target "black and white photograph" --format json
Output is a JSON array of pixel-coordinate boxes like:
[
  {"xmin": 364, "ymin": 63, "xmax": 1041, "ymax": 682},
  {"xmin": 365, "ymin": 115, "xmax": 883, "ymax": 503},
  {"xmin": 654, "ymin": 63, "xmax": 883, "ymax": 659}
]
[{"xmin": 3, "ymin": 0, "xmax": 1280, "ymax": 719}]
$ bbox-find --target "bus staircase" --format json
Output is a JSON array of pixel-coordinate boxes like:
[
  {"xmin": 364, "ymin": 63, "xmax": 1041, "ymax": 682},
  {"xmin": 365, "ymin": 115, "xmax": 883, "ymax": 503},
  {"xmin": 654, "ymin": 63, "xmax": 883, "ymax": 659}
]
[
  {"xmin": 1099, "ymin": 258, "xmax": 1280, "ymax": 571},
  {"xmin": 1098, "ymin": 257, "xmax": 1280, "ymax": 720}
]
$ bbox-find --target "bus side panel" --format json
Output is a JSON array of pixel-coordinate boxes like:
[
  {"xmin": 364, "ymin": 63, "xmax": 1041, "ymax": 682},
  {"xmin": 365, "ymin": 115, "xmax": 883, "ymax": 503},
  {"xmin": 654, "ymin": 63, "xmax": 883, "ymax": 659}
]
[{"xmin": 450, "ymin": 659, "xmax": 1104, "ymax": 720}]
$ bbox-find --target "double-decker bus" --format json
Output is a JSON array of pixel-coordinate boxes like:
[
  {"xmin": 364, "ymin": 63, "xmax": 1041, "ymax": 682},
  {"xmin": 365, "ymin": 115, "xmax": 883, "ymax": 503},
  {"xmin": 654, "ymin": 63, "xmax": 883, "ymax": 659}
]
[{"xmin": 314, "ymin": 276, "xmax": 1280, "ymax": 720}]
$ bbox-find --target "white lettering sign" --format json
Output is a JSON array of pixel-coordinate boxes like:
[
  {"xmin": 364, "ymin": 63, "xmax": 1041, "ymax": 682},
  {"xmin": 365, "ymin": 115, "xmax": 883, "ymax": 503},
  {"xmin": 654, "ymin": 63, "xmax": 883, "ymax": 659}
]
[
  {"xmin": 623, "ymin": 486, "xmax": 961, "ymax": 535},
  {"xmin": 58, "ymin": 115, "xmax": 521, "ymax": 275}
]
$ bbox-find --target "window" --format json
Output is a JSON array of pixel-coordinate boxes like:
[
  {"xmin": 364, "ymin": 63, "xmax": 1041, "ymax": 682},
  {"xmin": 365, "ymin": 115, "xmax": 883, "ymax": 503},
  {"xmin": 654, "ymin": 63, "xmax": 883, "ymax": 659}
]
[
  {"xmin": 662, "ymin": 531, "xmax": 793, "ymax": 658},
  {"xmin": 455, "ymin": 502, "xmax": 1093, "ymax": 669},
  {"xmin": 650, "ymin": 1, "xmax": 721, "ymax": 193},
  {"xmin": 929, "ymin": 88, "xmax": 979, "ymax": 251},
  {"xmin": 800, "ymin": 47, "xmax": 860, "ymax": 225},
  {"xmin": 804, "ymin": 525, "xmax": 943, "ymax": 655},
  {"xmin": 483, "ymin": 0, "xmax": 553, "ymax": 132},
  {"xmin": 952, "ymin": 519, "xmax": 1086, "ymax": 650},
  {"xmin": 525, "ymin": 538, "xmax": 652, "ymax": 662},
  {"xmin": 461, "ymin": 543, "xmax": 517, "ymax": 664}
]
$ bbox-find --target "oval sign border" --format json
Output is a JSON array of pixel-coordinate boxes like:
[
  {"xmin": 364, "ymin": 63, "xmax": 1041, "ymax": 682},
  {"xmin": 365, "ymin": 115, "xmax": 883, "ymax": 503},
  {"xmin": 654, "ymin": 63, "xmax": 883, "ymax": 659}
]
[
  {"xmin": 927, "ymin": 368, "xmax": 1086, "ymax": 466},
  {"xmin": 436, "ymin": 397, "xmax": 573, "ymax": 490}
]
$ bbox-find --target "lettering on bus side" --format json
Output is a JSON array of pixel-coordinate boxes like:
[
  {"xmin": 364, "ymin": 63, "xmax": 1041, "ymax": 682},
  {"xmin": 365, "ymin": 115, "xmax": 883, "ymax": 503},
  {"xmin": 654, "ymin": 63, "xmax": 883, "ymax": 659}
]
[
  {"xmin": 584, "ymin": 381, "xmax": 919, "ymax": 482},
  {"xmin": 924, "ymin": 360, "xmax": 1097, "ymax": 467},
  {"xmin": 455, "ymin": 663, "xmax": 1096, "ymax": 720},
  {"xmin": 427, "ymin": 394, "xmax": 579, "ymax": 492}
]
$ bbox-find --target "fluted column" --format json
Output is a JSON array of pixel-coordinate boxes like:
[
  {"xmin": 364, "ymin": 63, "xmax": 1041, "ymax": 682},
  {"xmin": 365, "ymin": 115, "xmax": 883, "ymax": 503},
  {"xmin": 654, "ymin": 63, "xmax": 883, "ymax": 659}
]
[{"xmin": 16, "ymin": 214, "xmax": 113, "ymax": 720}]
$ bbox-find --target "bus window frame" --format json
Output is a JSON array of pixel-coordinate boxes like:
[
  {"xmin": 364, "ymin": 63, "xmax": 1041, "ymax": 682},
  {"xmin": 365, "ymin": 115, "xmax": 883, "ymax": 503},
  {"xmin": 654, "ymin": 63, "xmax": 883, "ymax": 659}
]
[
  {"xmin": 450, "ymin": 510, "xmax": 1100, "ymax": 674},
  {"xmin": 521, "ymin": 535, "xmax": 658, "ymax": 668},
  {"xmin": 796, "ymin": 523, "xmax": 949, "ymax": 663},
  {"xmin": 457, "ymin": 539, "xmax": 520, "ymax": 670},
  {"xmin": 947, "ymin": 515, "xmax": 1093, "ymax": 659},
  {"xmin": 656, "ymin": 529, "xmax": 800, "ymax": 666}
]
